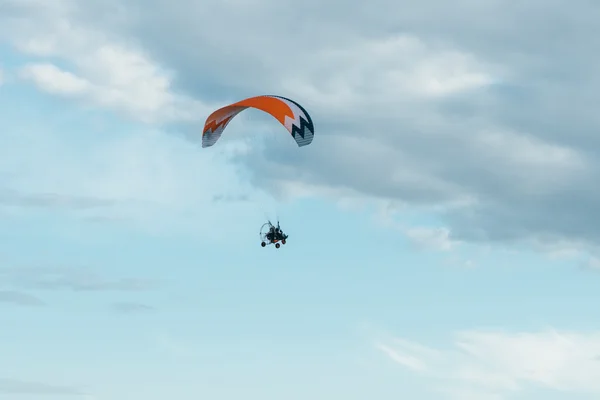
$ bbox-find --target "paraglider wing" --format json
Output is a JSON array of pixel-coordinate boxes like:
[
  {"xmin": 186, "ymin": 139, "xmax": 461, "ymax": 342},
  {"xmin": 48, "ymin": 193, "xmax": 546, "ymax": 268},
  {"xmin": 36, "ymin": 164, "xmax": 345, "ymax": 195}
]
[{"xmin": 202, "ymin": 95, "xmax": 314, "ymax": 148}]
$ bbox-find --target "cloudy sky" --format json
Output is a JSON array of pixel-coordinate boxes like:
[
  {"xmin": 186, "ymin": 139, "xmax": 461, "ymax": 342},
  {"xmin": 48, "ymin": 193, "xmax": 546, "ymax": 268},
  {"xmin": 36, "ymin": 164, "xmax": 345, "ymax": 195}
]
[{"xmin": 1, "ymin": 0, "xmax": 600, "ymax": 399}]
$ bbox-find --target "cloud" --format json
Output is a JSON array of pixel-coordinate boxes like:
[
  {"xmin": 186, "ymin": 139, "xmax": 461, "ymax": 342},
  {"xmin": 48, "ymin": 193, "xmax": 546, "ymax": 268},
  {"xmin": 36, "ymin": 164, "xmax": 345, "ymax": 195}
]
[
  {"xmin": 128, "ymin": 0, "xmax": 600, "ymax": 255},
  {"xmin": 2, "ymin": 0, "xmax": 599, "ymax": 256},
  {"xmin": 1, "ymin": 0, "xmax": 207, "ymax": 124},
  {"xmin": 585, "ymin": 257, "xmax": 600, "ymax": 271},
  {"xmin": 0, "ymin": 118, "xmax": 261, "ymax": 229},
  {"xmin": 0, "ymin": 267, "xmax": 157, "ymax": 292},
  {"xmin": 376, "ymin": 338, "xmax": 441, "ymax": 372},
  {"xmin": 211, "ymin": 193, "xmax": 250, "ymax": 203},
  {"xmin": 0, "ymin": 290, "xmax": 44, "ymax": 306},
  {"xmin": 405, "ymin": 227, "xmax": 457, "ymax": 251},
  {"xmin": 378, "ymin": 329, "xmax": 600, "ymax": 398},
  {"xmin": 0, "ymin": 378, "xmax": 83, "ymax": 395},
  {"xmin": 19, "ymin": 63, "xmax": 90, "ymax": 95},
  {"xmin": 110, "ymin": 301, "xmax": 155, "ymax": 313},
  {"xmin": 0, "ymin": 189, "xmax": 119, "ymax": 210}
]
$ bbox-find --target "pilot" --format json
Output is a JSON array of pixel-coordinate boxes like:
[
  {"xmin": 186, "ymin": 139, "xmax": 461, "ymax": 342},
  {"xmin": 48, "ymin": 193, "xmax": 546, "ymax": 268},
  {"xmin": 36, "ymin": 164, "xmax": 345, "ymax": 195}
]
[{"xmin": 267, "ymin": 226, "xmax": 275, "ymax": 241}]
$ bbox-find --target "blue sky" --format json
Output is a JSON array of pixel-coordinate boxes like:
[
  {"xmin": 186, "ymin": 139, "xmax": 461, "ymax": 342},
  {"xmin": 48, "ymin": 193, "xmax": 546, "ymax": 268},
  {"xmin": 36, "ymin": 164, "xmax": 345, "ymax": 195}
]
[{"xmin": 1, "ymin": 0, "xmax": 600, "ymax": 399}]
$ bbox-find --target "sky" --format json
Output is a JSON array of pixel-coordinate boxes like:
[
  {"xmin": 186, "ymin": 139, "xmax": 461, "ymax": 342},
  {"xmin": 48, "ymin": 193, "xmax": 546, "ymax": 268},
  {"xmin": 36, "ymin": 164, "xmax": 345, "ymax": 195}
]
[{"xmin": 0, "ymin": 0, "xmax": 600, "ymax": 399}]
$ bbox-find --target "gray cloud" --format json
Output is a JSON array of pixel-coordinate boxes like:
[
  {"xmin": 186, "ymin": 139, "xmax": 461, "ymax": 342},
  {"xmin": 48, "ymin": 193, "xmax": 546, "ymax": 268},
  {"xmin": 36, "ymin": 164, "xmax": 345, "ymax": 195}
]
[
  {"xmin": 0, "ymin": 290, "xmax": 45, "ymax": 306},
  {"xmin": 111, "ymin": 301, "xmax": 155, "ymax": 313},
  {"xmin": 0, "ymin": 267, "xmax": 158, "ymax": 292},
  {"xmin": 5, "ymin": 0, "xmax": 600, "ymax": 254},
  {"xmin": 0, "ymin": 378, "xmax": 83, "ymax": 395}
]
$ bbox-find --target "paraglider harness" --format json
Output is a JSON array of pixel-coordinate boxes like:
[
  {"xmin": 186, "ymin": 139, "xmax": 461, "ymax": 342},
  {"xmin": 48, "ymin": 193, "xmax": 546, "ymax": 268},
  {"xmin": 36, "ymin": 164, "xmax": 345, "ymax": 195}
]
[
  {"xmin": 260, "ymin": 221, "xmax": 288, "ymax": 248},
  {"xmin": 266, "ymin": 226, "xmax": 284, "ymax": 242}
]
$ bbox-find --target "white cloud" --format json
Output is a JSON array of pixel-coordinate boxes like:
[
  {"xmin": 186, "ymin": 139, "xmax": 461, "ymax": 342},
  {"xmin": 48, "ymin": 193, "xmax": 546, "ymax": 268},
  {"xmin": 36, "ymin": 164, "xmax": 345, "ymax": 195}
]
[
  {"xmin": 19, "ymin": 63, "xmax": 90, "ymax": 95},
  {"xmin": 376, "ymin": 343, "xmax": 428, "ymax": 372},
  {"xmin": 1, "ymin": 0, "xmax": 500, "ymax": 124},
  {"xmin": 281, "ymin": 34, "xmax": 498, "ymax": 116},
  {"xmin": 378, "ymin": 329, "xmax": 600, "ymax": 398},
  {"xmin": 586, "ymin": 257, "xmax": 600, "ymax": 270},
  {"xmin": 2, "ymin": 0, "xmax": 206, "ymax": 124},
  {"xmin": 405, "ymin": 226, "xmax": 457, "ymax": 251},
  {"xmin": 376, "ymin": 338, "xmax": 442, "ymax": 372}
]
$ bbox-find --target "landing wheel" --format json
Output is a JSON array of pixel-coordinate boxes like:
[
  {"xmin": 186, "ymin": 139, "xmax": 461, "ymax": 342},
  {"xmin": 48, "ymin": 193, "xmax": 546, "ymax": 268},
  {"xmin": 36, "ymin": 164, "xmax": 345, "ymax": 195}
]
[
  {"xmin": 261, "ymin": 242, "xmax": 266, "ymax": 247},
  {"xmin": 275, "ymin": 243, "xmax": 280, "ymax": 248},
  {"xmin": 282, "ymin": 239, "xmax": 286, "ymax": 244}
]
